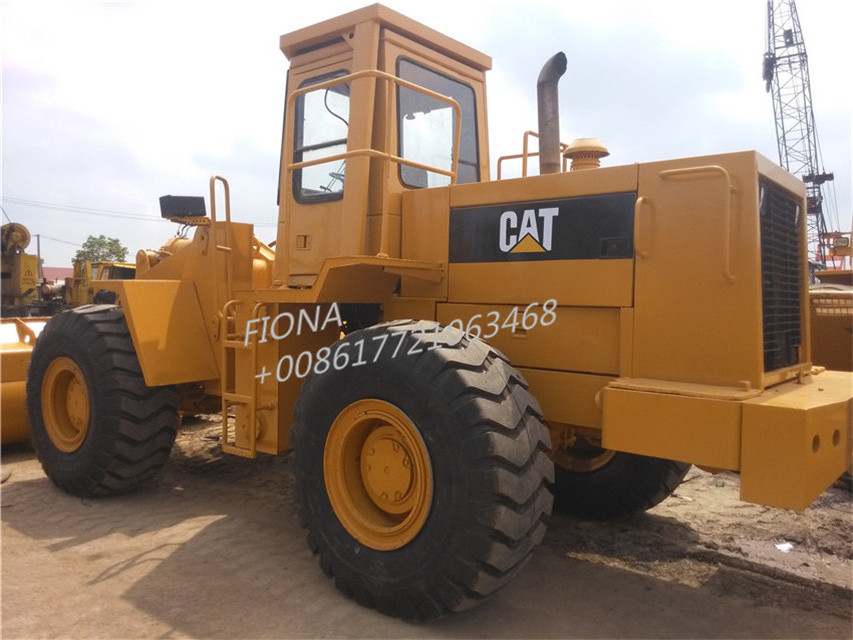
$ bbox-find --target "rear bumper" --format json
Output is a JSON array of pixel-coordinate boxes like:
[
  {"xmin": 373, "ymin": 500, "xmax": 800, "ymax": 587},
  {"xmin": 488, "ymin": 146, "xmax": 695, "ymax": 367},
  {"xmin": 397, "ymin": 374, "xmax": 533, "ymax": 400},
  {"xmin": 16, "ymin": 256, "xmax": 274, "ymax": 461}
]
[
  {"xmin": 740, "ymin": 370, "xmax": 851, "ymax": 510},
  {"xmin": 602, "ymin": 370, "xmax": 852, "ymax": 510}
]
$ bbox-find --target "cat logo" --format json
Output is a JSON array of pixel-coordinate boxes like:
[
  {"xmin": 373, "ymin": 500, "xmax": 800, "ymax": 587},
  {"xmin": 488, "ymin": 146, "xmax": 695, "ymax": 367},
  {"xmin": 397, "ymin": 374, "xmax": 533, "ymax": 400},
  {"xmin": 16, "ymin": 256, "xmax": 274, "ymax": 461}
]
[{"xmin": 499, "ymin": 207, "xmax": 559, "ymax": 253}]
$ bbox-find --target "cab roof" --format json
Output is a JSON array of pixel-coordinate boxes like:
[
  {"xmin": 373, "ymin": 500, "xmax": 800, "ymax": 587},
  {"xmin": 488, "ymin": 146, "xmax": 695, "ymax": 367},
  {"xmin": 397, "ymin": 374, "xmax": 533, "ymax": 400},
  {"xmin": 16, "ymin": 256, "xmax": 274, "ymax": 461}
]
[{"xmin": 279, "ymin": 3, "xmax": 492, "ymax": 72}]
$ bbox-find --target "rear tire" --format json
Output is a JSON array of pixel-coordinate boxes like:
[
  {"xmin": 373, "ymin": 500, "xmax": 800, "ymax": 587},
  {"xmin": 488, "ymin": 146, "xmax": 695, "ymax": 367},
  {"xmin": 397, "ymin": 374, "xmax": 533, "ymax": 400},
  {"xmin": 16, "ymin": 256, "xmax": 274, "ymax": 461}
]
[
  {"xmin": 26, "ymin": 305, "xmax": 178, "ymax": 497},
  {"xmin": 292, "ymin": 320, "xmax": 553, "ymax": 620},
  {"xmin": 552, "ymin": 440, "xmax": 690, "ymax": 520}
]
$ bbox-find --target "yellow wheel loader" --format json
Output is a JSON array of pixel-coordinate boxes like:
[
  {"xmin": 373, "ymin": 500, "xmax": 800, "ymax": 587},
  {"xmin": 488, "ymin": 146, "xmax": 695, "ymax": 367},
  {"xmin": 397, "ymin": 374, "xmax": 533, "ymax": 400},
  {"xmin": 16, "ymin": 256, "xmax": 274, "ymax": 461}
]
[
  {"xmin": 66, "ymin": 259, "xmax": 136, "ymax": 307},
  {"xmin": 23, "ymin": 5, "xmax": 852, "ymax": 620}
]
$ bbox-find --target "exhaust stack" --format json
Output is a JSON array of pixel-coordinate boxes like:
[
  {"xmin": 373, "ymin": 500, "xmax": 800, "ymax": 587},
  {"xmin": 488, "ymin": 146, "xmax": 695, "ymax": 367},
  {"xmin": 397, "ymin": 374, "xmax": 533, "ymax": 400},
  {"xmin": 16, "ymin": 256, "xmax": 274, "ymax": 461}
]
[{"xmin": 537, "ymin": 52, "xmax": 568, "ymax": 175}]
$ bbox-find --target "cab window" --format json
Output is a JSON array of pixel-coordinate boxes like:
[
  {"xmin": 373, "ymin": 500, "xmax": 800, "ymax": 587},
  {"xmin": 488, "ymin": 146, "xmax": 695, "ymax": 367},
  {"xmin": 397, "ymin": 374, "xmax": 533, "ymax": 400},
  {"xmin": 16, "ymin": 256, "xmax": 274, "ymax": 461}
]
[
  {"xmin": 396, "ymin": 58, "xmax": 479, "ymax": 188},
  {"xmin": 293, "ymin": 71, "xmax": 350, "ymax": 202}
]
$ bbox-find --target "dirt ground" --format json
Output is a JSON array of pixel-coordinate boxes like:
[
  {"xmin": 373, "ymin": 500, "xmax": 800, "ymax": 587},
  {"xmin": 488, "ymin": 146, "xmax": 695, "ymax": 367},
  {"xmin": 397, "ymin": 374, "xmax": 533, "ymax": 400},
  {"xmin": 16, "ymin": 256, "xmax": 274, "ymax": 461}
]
[{"xmin": 2, "ymin": 416, "xmax": 851, "ymax": 639}]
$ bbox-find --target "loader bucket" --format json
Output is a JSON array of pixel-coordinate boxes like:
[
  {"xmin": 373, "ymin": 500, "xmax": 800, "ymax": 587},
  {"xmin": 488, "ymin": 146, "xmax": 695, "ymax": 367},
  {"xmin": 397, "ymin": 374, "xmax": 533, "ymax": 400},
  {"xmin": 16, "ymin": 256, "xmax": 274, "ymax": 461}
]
[{"xmin": 1, "ymin": 317, "xmax": 47, "ymax": 445}]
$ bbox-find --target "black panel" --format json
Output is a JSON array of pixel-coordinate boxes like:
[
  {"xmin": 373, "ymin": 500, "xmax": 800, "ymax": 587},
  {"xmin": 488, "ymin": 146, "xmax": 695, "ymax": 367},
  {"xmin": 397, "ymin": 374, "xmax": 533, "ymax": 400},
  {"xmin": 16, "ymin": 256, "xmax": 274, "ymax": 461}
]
[
  {"xmin": 449, "ymin": 192, "xmax": 636, "ymax": 263},
  {"xmin": 159, "ymin": 195, "xmax": 207, "ymax": 219}
]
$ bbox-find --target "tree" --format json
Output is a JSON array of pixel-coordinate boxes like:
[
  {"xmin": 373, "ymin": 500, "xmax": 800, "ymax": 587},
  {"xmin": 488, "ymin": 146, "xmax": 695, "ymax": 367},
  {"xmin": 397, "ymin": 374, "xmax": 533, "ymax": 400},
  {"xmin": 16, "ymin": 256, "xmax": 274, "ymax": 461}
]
[{"xmin": 73, "ymin": 235, "xmax": 128, "ymax": 264}]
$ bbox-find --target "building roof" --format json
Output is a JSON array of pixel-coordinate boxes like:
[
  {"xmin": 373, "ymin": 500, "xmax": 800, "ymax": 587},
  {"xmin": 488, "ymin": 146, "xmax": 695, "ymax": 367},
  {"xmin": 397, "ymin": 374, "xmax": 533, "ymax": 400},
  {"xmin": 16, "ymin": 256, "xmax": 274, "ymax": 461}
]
[{"xmin": 42, "ymin": 267, "xmax": 73, "ymax": 282}]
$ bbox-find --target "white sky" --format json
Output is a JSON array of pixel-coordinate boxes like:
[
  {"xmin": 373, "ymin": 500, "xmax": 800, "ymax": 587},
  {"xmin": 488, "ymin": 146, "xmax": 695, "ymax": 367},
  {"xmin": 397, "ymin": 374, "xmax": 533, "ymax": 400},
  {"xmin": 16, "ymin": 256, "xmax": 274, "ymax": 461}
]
[{"xmin": 2, "ymin": 0, "xmax": 850, "ymax": 267}]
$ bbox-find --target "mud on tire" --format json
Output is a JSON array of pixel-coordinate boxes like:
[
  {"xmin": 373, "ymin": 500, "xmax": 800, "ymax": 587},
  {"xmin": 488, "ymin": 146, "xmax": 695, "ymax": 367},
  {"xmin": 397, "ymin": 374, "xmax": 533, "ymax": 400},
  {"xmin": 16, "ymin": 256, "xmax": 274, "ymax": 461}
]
[
  {"xmin": 292, "ymin": 320, "xmax": 554, "ymax": 621},
  {"xmin": 26, "ymin": 305, "xmax": 179, "ymax": 497}
]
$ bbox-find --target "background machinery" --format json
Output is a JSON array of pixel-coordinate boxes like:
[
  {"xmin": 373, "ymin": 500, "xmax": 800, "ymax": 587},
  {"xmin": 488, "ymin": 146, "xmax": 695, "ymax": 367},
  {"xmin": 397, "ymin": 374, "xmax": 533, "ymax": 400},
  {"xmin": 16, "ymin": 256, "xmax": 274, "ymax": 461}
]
[
  {"xmin": 1, "ymin": 258, "xmax": 136, "ymax": 446},
  {"xmin": 1, "ymin": 222, "xmax": 41, "ymax": 316},
  {"xmin": 762, "ymin": 0, "xmax": 840, "ymax": 270},
  {"xmin": 0, "ymin": 232, "xmax": 135, "ymax": 444},
  {"xmin": 763, "ymin": 0, "xmax": 852, "ymax": 372},
  {"xmin": 23, "ymin": 5, "xmax": 853, "ymax": 620},
  {"xmin": 65, "ymin": 259, "xmax": 135, "ymax": 306},
  {"xmin": 1, "ymin": 222, "xmax": 48, "ymax": 444}
]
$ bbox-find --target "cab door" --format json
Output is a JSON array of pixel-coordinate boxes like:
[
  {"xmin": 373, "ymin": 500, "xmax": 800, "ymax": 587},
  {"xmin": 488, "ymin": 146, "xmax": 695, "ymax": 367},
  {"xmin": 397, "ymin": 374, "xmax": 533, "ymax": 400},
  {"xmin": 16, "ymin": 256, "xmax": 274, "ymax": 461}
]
[{"xmin": 277, "ymin": 22, "xmax": 380, "ymax": 286}]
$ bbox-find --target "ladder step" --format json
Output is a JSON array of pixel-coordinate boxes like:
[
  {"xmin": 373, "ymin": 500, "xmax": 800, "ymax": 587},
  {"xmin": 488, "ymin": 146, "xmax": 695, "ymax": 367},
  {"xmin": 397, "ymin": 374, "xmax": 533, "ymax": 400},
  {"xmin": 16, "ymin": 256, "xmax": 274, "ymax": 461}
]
[
  {"xmin": 223, "ymin": 339, "xmax": 251, "ymax": 349},
  {"xmin": 221, "ymin": 443, "xmax": 257, "ymax": 459},
  {"xmin": 222, "ymin": 392, "xmax": 252, "ymax": 404}
]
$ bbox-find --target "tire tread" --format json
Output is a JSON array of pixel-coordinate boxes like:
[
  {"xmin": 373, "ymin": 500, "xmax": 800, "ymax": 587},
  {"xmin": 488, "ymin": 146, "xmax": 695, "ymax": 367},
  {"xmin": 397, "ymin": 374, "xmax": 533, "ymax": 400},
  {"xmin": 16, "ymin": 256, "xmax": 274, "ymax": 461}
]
[
  {"xmin": 292, "ymin": 319, "xmax": 553, "ymax": 620},
  {"xmin": 26, "ymin": 306, "xmax": 178, "ymax": 497}
]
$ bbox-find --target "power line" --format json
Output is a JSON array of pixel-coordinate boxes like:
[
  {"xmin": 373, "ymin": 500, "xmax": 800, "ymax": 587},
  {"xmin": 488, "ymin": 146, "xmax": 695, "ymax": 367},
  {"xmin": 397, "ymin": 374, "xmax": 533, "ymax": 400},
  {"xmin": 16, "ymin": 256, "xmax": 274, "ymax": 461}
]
[
  {"xmin": 38, "ymin": 235, "xmax": 83, "ymax": 247},
  {"xmin": 2, "ymin": 195, "xmax": 278, "ymax": 227},
  {"xmin": 0, "ymin": 205, "xmax": 12, "ymax": 224},
  {"xmin": 1, "ymin": 196, "xmax": 164, "ymax": 222}
]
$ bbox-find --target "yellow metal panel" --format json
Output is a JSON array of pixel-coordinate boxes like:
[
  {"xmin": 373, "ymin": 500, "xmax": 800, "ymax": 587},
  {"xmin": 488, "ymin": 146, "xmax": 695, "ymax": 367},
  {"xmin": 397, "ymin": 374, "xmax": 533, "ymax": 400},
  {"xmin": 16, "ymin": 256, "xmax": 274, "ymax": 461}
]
[
  {"xmin": 0, "ymin": 381, "xmax": 29, "ymax": 444},
  {"xmin": 436, "ymin": 303, "xmax": 620, "ymax": 375},
  {"xmin": 279, "ymin": 4, "xmax": 491, "ymax": 72},
  {"xmin": 520, "ymin": 368, "xmax": 613, "ymax": 429},
  {"xmin": 740, "ymin": 371, "xmax": 852, "ymax": 510},
  {"xmin": 601, "ymin": 386, "xmax": 742, "ymax": 470},
  {"xmin": 1, "ymin": 343, "xmax": 33, "ymax": 383},
  {"xmin": 248, "ymin": 257, "xmax": 444, "ymax": 304},
  {"xmin": 311, "ymin": 263, "xmax": 400, "ymax": 302},
  {"xmin": 400, "ymin": 186, "xmax": 450, "ymax": 300},
  {"xmin": 17, "ymin": 254, "xmax": 38, "ymax": 294},
  {"xmin": 6, "ymin": 253, "xmax": 38, "ymax": 298},
  {"xmin": 383, "ymin": 297, "xmax": 436, "ymax": 322},
  {"xmin": 633, "ymin": 152, "xmax": 767, "ymax": 389},
  {"xmin": 619, "ymin": 308, "xmax": 634, "ymax": 377},
  {"xmin": 1, "ymin": 344, "xmax": 32, "ymax": 443},
  {"xmin": 810, "ymin": 288, "xmax": 852, "ymax": 372},
  {"xmin": 448, "ymin": 164, "xmax": 638, "ymax": 207},
  {"xmin": 449, "ymin": 260, "xmax": 633, "ymax": 307},
  {"xmin": 607, "ymin": 377, "xmax": 762, "ymax": 400},
  {"xmin": 274, "ymin": 316, "xmax": 342, "ymax": 453},
  {"xmin": 1, "ymin": 317, "xmax": 46, "ymax": 444},
  {"xmin": 115, "ymin": 280, "xmax": 219, "ymax": 386}
]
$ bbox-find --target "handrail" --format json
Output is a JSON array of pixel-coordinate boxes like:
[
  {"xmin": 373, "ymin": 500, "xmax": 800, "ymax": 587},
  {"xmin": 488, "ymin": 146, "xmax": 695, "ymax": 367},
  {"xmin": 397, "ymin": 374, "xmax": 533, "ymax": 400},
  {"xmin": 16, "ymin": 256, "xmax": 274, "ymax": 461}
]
[
  {"xmin": 209, "ymin": 175, "xmax": 235, "ymax": 309},
  {"xmin": 283, "ymin": 69, "xmax": 463, "ymax": 264},
  {"xmin": 288, "ymin": 148, "xmax": 456, "ymax": 179},
  {"xmin": 286, "ymin": 68, "xmax": 463, "ymax": 183},
  {"xmin": 209, "ymin": 175, "xmax": 231, "ymax": 224},
  {"xmin": 634, "ymin": 196, "xmax": 649, "ymax": 259},
  {"xmin": 496, "ymin": 130, "xmax": 570, "ymax": 180},
  {"xmin": 659, "ymin": 165, "xmax": 738, "ymax": 282}
]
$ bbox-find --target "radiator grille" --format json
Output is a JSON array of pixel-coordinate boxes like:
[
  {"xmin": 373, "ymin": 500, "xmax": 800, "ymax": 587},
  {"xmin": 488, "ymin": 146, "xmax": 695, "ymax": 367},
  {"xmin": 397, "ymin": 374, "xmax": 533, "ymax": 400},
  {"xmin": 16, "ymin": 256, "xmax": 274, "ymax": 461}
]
[{"xmin": 759, "ymin": 182, "xmax": 802, "ymax": 371}]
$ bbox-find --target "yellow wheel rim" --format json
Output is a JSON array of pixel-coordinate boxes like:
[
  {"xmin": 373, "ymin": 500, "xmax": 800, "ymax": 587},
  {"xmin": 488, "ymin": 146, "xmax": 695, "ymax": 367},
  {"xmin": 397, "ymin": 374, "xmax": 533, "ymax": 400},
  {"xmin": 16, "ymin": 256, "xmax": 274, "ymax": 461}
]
[
  {"xmin": 324, "ymin": 399, "xmax": 432, "ymax": 551},
  {"xmin": 41, "ymin": 357, "xmax": 90, "ymax": 453},
  {"xmin": 550, "ymin": 428, "xmax": 616, "ymax": 473}
]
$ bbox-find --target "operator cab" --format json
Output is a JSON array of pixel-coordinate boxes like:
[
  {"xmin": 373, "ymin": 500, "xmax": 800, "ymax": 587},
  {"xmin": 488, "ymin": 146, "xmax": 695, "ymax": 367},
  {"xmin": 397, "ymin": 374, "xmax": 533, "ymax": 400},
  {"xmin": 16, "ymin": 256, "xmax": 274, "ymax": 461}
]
[{"xmin": 275, "ymin": 4, "xmax": 491, "ymax": 286}]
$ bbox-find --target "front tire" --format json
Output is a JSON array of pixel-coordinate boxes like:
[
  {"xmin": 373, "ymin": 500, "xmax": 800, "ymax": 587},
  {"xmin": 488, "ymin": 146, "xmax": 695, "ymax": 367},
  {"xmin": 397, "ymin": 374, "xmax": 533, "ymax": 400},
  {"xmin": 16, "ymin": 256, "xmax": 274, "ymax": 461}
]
[
  {"xmin": 26, "ymin": 305, "xmax": 178, "ymax": 497},
  {"xmin": 292, "ymin": 320, "xmax": 553, "ymax": 620}
]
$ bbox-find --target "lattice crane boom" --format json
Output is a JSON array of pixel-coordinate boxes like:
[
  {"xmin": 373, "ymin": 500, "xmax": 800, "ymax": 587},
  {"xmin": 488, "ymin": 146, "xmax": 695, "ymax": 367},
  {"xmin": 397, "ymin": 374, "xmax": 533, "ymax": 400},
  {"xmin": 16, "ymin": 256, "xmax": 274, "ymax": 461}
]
[{"xmin": 762, "ymin": 0, "xmax": 836, "ymax": 266}]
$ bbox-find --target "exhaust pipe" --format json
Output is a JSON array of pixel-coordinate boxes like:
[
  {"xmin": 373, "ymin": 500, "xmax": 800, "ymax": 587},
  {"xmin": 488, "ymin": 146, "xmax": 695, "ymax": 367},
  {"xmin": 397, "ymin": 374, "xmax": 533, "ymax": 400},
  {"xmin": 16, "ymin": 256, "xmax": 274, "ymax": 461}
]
[{"xmin": 537, "ymin": 52, "xmax": 567, "ymax": 175}]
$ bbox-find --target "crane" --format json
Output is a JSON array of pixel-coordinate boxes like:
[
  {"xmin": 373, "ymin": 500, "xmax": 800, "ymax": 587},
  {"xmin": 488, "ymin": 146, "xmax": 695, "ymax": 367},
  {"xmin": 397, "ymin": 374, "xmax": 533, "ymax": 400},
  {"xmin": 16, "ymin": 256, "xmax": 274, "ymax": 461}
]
[{"xmin": 762, "ymin": 0, "xmax": 840, "ymax": 268}]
